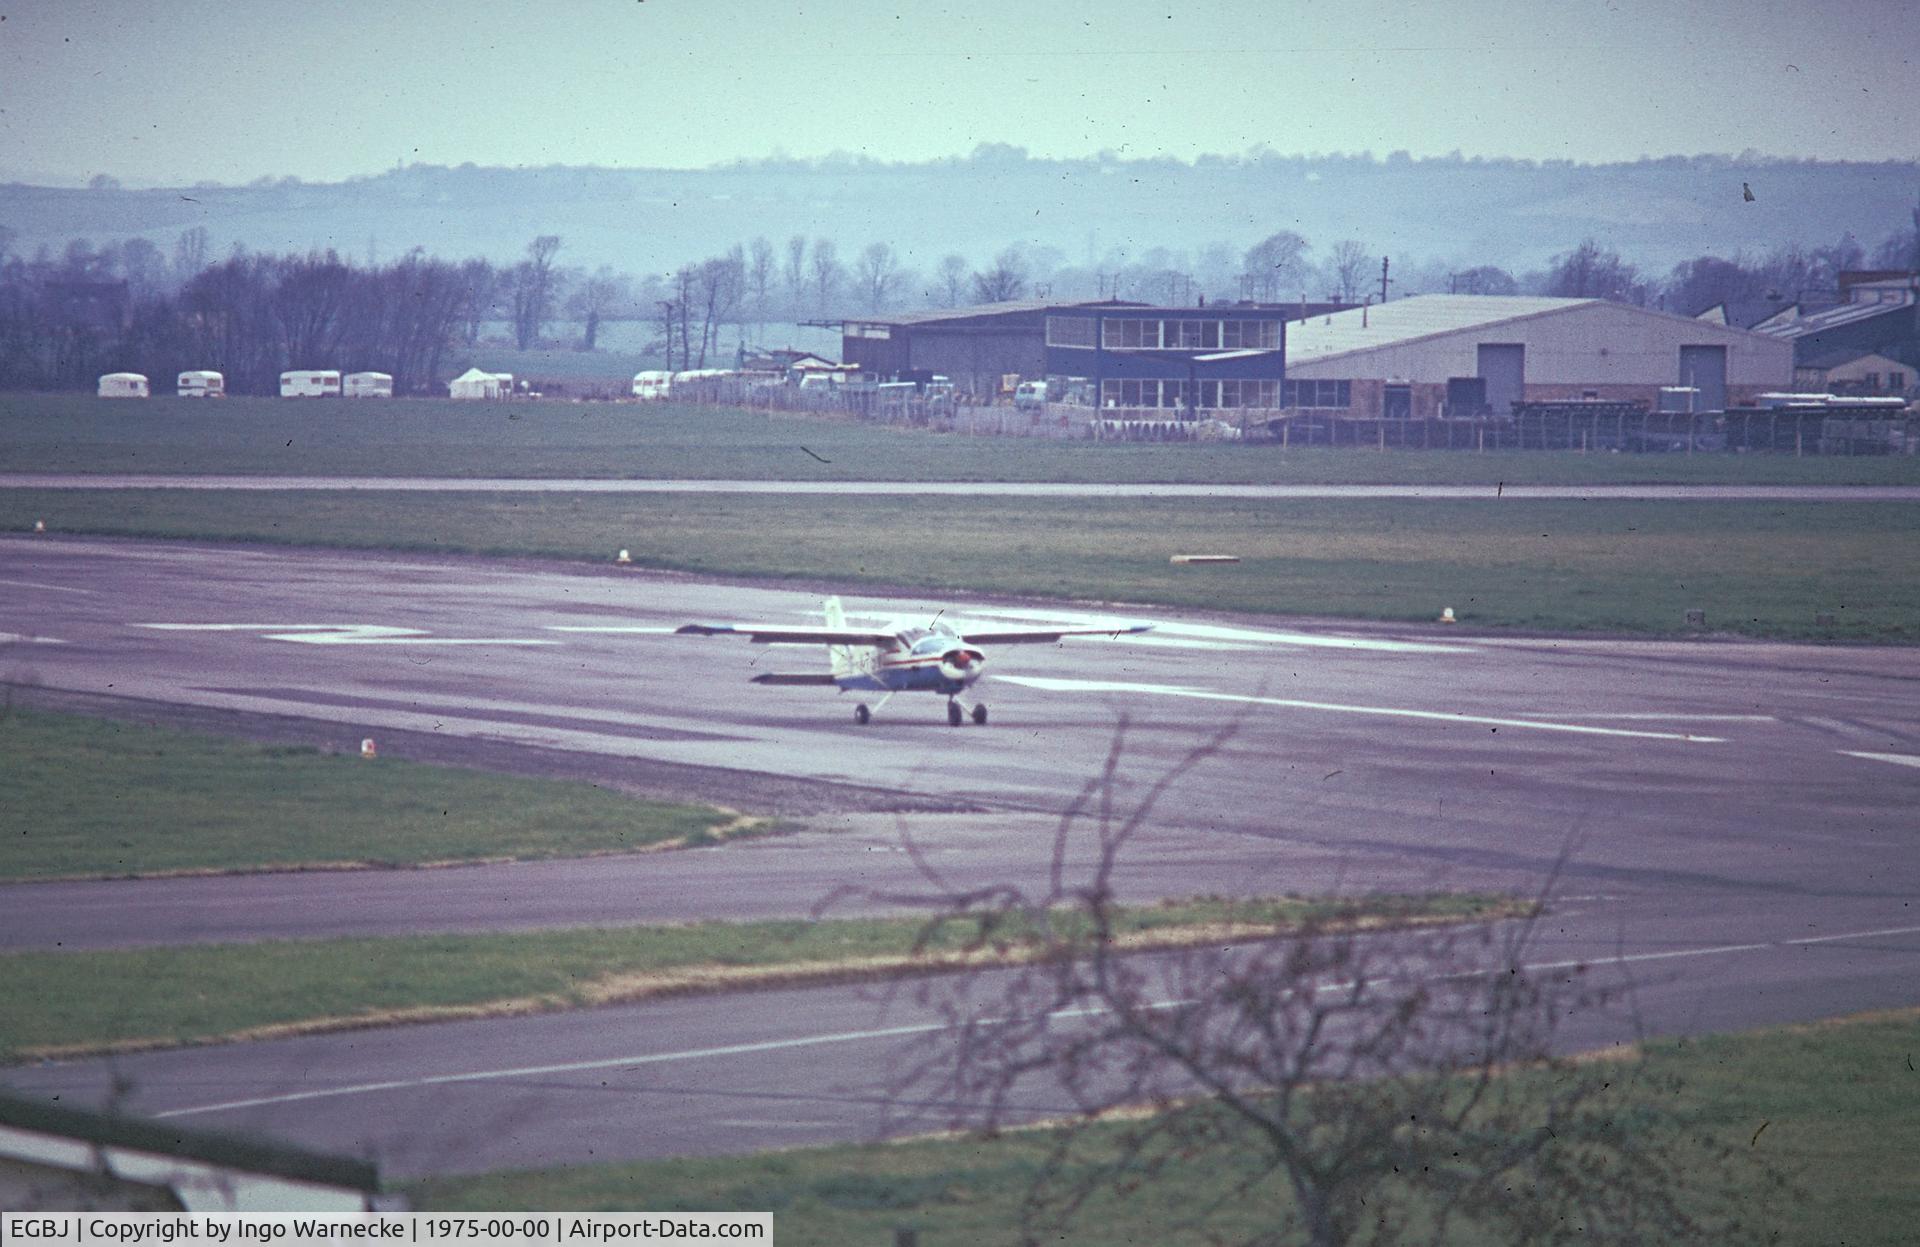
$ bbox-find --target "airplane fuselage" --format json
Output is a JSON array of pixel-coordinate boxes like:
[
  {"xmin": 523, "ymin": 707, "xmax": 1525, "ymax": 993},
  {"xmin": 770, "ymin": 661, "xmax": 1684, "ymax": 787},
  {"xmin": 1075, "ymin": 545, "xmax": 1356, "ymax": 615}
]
[{"xmin": 834, "ymin": 626, "xmax": 986, "ymax": 696}]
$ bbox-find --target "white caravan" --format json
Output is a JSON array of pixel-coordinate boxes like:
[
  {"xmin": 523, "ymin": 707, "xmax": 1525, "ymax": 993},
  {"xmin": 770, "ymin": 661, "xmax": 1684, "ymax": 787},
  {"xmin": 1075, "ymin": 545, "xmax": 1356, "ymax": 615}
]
[
  {"xmin": 280, "ymin": 370, "xmax": 342, "ymax": 398},
  {"xmin": 176, "ymin": 370, "xmax": 225, "ymax": 398},
  {"xmin": 97, "ymin": 373, "xmax": 150, "ymax": 399},
  {"xmin": 631, "ymin": 370, "xmax": 672, "ymax": 400},
  {"xmin": 344, "ymin": 371, "xmax": 394, "ymax": 398}
]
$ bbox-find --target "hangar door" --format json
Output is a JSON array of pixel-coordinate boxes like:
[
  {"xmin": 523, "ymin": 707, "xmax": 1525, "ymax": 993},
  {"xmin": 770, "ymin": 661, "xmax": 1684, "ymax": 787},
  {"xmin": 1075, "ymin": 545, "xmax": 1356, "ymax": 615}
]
[
  {"xmin": 1678, "ymin": 345, "xmax": 1727, "ymax": 413},
  {"xmin": 1476, "ymin": 344, "xmax": 1525, "ymax": 416}
]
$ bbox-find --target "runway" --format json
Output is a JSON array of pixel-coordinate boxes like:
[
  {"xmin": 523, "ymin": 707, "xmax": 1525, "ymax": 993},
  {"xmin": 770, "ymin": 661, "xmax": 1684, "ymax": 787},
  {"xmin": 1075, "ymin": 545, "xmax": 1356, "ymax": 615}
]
[
  {"xmin": 3, "ymin": 534, "xmax": 1918, "ymax": 1176},
  {"xmin": 6, "ymin": 473, "xmax": 1920, "ymax": 500}
]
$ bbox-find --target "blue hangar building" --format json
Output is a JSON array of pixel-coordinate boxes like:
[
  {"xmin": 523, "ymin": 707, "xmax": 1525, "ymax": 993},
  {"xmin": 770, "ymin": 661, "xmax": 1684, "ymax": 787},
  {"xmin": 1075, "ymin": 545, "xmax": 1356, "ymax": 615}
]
[
  {"xmin": 840, "ymin": 300, "xmax": 1297, "ymax": 414},
  {"xmin": 1042, "ymin": 303, "xmax": 1291, "ymax": 414}
]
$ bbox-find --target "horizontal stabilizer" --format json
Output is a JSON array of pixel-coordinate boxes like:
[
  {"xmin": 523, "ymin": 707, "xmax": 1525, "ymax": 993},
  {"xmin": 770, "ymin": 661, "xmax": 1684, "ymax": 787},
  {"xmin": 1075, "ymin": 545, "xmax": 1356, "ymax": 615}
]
[{"xmin": 750, "ymin": 672, "xmax": 841, "ymax": 685}]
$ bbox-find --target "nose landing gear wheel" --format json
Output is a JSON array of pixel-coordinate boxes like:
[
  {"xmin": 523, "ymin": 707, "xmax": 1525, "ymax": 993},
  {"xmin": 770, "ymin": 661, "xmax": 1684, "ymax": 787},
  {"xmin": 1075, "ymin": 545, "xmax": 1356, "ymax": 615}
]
[
  {"xmin": 947, "ymin": 700, "xmax": 963, "ymax": 727},
  {"xmin": 854, "ymin": 703, "xmax": 871, "ymax": 725},
  {"xmin": 971, "ymin": 703, "xmax": 988, "ymax": 725}
]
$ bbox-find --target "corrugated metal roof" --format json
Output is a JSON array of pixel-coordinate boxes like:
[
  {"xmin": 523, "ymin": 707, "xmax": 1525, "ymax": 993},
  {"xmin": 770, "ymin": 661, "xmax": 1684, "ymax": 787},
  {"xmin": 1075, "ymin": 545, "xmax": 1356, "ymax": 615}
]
[
  {"xmin": 1192, "ymin": 348, "xmax": 1280, "ymax": 362},
  {"xmin": 851, "ymin": 298, "xmax": 1134, "ymax": 328},
  {"xmin": 1285, "ymin": 295, "xmax": 1594, "ymax": 364},
  {"xmin": 1756, "ymin": 297, "xmax": 1913, "ymax": 339}
]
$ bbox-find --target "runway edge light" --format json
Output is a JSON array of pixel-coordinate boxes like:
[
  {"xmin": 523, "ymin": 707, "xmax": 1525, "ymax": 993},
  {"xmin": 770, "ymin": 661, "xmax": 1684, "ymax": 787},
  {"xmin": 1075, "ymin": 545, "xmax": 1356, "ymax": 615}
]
[
  {"xmin": 616, "ymin": 548, "xmax": 633, "ymax": 565},
  {"xmin": 32, "ymin": 519, "xmax": 46, "ymax": 534},
  {"xmin": 360, "ymin": 738, "xmax": 377, "ymax": 759},
  {"xmin": 1440, "ymin": 606, "xmax": 1457, "ymax": 624}
]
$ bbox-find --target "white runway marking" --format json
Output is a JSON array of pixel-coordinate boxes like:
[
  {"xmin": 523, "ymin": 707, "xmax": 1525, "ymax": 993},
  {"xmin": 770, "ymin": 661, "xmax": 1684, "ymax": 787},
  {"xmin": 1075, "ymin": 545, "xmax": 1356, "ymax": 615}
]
[
  {"xmin": 137, "ymin": 623, "xmax": 557, "ymax": 646},
  {"xmin": 998, "ymin": 676, "xmax": 1725, "ymax": 742},
  {"xmin": 1839, "ymin": 751, "xmax": 1920, "ymax": 770},
  {"xmin": 543, "ymin": 625, "xmax": 680, "ymax": 634},
  {"xmin": 152, "ymin": 921, "xmax": 1920, "ymax": 1120},
  {"xmin": 0, "ymin": 577, "xmax": 96, "ymax": 595},
  {"xmin": 156, "ymin": 1021, "xmax": 950, "ymax": 1119},
  {"xmin": 959, "ymin": 608, "xmax": 1471, "ymax": 654},
  {"xmin": 0, "ymin": 632, "xmax": 65, "ymax": 645},
  {"xmin": 1514, "ymin": 713, "xmax": 1775, "ymax": 723}
]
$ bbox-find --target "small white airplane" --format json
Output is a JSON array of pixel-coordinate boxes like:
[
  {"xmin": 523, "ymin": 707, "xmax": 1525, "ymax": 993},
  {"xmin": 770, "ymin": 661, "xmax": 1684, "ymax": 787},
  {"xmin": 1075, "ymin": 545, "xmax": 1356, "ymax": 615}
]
[{"xmin": 677, "ymin": 596, "xmax": 1152, "ymax": 725}]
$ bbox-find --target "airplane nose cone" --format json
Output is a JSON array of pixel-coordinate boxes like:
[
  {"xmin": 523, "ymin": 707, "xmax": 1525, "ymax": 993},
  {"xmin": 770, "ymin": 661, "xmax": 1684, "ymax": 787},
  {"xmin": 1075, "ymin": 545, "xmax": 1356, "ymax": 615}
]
[{"xmin": 940, "ymin": 647, "xmax": 987, "ymax": 682}]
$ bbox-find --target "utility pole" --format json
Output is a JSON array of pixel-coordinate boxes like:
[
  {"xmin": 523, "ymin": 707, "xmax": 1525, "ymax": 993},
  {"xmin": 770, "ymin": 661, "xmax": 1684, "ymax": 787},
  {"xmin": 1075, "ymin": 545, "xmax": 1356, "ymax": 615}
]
[{"xmin": 1379, "ymin": 256, "xmax": 1392, "ymax": 303}]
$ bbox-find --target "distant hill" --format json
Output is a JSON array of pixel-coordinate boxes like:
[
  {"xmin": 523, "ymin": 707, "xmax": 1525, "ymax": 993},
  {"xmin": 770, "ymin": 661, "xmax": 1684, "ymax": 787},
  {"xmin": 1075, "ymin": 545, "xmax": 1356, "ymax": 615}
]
[{"xmin": 3, "ymin": 151, "xmax": 1915, "ymax": 284}]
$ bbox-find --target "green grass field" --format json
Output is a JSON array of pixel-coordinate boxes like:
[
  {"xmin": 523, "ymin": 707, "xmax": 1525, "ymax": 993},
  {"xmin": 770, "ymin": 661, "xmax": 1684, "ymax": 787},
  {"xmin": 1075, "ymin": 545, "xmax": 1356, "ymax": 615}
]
[
  {"xmin": 0, "ymin": 894, "xmax": 1513, "ymax": 1060},
  {"xmin": 5, "ymin": 393, "xmax": 1919, "ymax": 484},
  {"xmin": 410, "ymin": 1008, "xmax": 1920, "ymax": 1245},
  {"xmin": 7, "ymin": 490, "xmax": 1915, "ymax": 639},
  {"xmin": 0, "ymin": 707, "xmax": 738, "ymax": 878}
]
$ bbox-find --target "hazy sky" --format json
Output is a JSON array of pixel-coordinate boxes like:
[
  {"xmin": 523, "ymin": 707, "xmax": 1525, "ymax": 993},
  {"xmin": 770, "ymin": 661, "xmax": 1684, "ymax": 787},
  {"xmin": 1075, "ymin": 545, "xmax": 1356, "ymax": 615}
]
[{"xmin": 2, "ymin": 0, "xmax": 1915, "ymax": 185}]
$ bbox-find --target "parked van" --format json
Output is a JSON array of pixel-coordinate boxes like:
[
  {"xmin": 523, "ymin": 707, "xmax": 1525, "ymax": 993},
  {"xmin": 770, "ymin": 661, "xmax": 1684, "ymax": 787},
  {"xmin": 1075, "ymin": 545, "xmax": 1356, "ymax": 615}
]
[
  {"xmin": 344, "ymin": 371, "xmax": 393, "ymax": 398},
  {"xmin": 280, "ymin": 370, "xmax": 342, "ymax": 398},
  {"xmin": 631, "ymin": 370, "xmax": 672, "ymax": 400},
  {"xmin": 97, "ymin": 372, "xmax": 150, "ymax": 399},
  {"xmin": 1014, "ymin": 380, "xmax": 1049, "ymax": 411},
  {"xmin": 177, "ymin": 370, "xmax": 224, "ymax": 399}
]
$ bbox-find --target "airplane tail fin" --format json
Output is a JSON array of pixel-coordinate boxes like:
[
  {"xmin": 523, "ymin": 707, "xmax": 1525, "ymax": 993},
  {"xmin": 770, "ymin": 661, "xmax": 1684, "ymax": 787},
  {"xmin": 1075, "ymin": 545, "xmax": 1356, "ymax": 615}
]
[{"xmin": 824, "ymin": 596, "xmax": 856, "ymax": 679}]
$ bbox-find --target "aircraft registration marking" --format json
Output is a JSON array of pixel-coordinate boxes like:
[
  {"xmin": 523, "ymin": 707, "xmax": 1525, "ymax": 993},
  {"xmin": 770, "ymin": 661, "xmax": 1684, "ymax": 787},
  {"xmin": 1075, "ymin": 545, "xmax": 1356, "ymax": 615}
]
[{"xmin": 997, "ymin": 675, "xmax": 1726, "ymax": 742}]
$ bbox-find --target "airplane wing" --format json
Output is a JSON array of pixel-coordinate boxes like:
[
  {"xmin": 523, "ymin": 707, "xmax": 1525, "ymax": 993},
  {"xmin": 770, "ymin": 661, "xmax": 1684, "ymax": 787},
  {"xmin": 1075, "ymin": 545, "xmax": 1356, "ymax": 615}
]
[
  {"xmin": 958, "ymin": 624, "xmax": 1155, "ymax": 644},
  {"xmin": 675, "ymin": 623, "xmax": 899, "ymax": 646},
  {"xmin": 750, "ymin": 673, "xmax": 841, "ymax": 685}
]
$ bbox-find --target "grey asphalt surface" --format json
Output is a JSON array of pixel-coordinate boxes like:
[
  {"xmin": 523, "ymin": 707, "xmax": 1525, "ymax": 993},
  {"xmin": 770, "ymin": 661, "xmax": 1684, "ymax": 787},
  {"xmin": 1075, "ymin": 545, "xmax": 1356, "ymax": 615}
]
[
  {"xmin": 3, "ymin": 534, "xmax": 1918, "ymax": 1178},
  {"xmin": 6, "ymin": 473, "xmax": 1920, "ymax": 499}
]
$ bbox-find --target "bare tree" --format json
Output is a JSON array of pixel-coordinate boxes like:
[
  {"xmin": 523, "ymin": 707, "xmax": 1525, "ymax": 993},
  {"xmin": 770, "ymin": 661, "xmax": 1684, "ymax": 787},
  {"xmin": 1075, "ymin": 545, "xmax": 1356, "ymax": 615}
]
[
  {"xmin": 782, "ymin": 235, "xmax": 808, "ymax": 319},
  {"xmin": 809, "ymin": 237, "xmax": 842, "ymax": 314},
  {"xmin": 971, "ymin": 246, "xmax": 1028, "ymax": 303},
  {"xmin": 746, "ymin": 236, "xmax": 776, "ymax": 329},
  {"xmin": 854, "ymin": 241, "xmax": 901, "ymax": 313},
  {"xmin": 937, "ymin": 254, "xmax": 970, "ymax": 307},
  {"xmin": 876, "ymin": 726, "xmax": 1778, "ymax": 1247},
  {"xmin": 565, "ymin": 266, "xmax": 630, "ymax": 352},
  {"xmin": 1543, "ymin": 240, "xmax": 1647, "ymax": 304},
  {"xmin": 694, "ymin": 252, "xmax": 743, "ymax": 366},
  {"xmin": 1450, "ymin": 264, "xmax": 1519, "ymax": 296},
  {"xmin": 1242, "ymin": 230, "xmax": 1310, "ymax": 301},
  {"xmin": 172, "ymin": 227, "xmax": 209, "ymax": 284},
  {"xmin": 1328, "ymin": 240, "xmax": 1373, "ymax": 303},
  {"xmin": 507, "ymin": 234, "xmax": 563, "ymax": 349}
]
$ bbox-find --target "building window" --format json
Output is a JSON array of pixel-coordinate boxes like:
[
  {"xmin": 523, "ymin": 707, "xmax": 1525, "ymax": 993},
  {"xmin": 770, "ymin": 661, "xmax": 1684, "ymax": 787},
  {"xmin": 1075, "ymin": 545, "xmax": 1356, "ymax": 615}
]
[
  {"xmin": 1282, "ymin": 379, "xmax": 1351, "ymax": 408},
  {"xmin": 1221, "ymin": 319, "xmax": 1281, "ymax": 350},
  {"xmin": 1890, "ymin": 371, "xmax": 1908, "ymax": 391},
  {"xmin": 1046, "ymin": 316, "xmax": 1096, "ymax": 347},
  {"xmin": 1101, "ymin": 378, "xmax": 1189, "ymax": 408}
]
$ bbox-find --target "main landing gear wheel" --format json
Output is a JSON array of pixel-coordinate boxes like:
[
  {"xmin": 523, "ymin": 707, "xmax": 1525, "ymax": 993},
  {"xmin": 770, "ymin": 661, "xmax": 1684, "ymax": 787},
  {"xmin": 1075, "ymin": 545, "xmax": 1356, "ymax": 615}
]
[
  {"xmin": 947, "ymin": 700, "xmax": 964, "ymax": 727},
  {"xmin": 971, "ymin": 703, "xmax": 988, "ymax": 725},
  {"xmin": 854, "ymin": 703, "xmax": 871, "ymax": 725}
]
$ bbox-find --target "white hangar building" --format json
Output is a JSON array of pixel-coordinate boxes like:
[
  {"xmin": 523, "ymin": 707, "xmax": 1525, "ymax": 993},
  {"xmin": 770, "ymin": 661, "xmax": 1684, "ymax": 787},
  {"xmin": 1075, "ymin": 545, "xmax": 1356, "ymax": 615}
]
[{"xmin": 1284, "ymin": 295, "xmax": 1794, "ymax": 418}]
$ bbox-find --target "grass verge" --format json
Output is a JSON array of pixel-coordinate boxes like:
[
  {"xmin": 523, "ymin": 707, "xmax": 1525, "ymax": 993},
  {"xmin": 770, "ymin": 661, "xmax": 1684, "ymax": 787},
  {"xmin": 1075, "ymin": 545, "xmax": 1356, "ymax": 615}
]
[
  {"xmin": 0, "ymin": 707, "xmax": 745, "ymax": 879},
  {"xmin": 0, "ymin": 894, "xmax": 1520, "ymax": 1061},
  {"xmin": 409, "ymin": 1007, "xmax": 1920, "ymax": 1245},
  {"xmin": 6, "ymin": 490, "xmax": 1917, "ymax": 639},
  {"xmin": 5, "ymin": 394, "xmax": 1919, "ymax": 484}
]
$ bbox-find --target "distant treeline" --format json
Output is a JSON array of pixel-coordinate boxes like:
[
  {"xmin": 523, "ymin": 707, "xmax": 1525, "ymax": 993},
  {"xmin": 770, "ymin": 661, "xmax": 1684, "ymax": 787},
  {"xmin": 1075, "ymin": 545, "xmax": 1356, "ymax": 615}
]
[{"xmin": 1, "ymin": 196, "xmax": 1916, "ymax": 393}]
